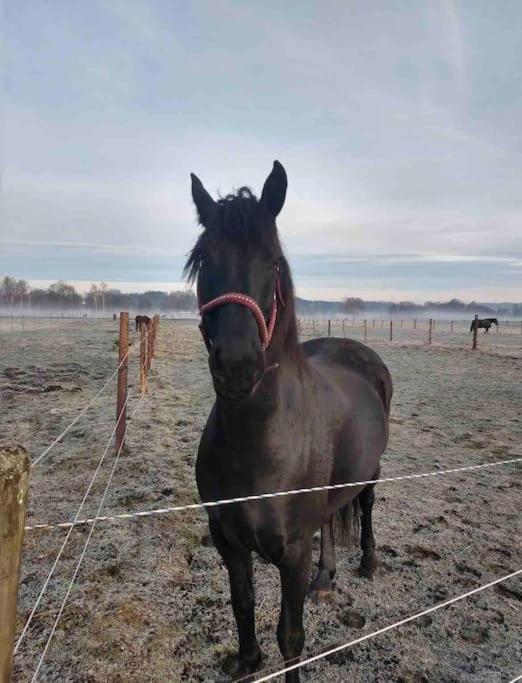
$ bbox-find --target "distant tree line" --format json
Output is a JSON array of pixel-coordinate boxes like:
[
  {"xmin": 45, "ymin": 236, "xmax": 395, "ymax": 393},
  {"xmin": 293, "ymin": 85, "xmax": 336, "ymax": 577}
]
[
  {"xmin": 298, "ymin": 296, "xmax": 522, "ymax": 317},
  {"xmin": 1, "ymin": 275, "xmax": 521, "ymax": 316},
  {"xmin": 341, "ymin": 296, "xmax": 522, "ymax": 317},
  {"xmin": 0, "ymin": 276, "xmax": 197, "ymax": 312}
]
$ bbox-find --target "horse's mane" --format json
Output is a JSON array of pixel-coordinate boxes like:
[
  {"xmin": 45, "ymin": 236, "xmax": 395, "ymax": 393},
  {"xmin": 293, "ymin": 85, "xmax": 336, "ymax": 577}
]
[{"xmin": 184, "ymin": 187, "xmax": 277, "ymax": 284}]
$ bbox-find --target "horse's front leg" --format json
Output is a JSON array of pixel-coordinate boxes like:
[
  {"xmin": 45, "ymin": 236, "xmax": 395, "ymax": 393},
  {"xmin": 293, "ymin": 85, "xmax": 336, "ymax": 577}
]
[
  {"xmin": 209, "ymin": 518, "xmax": 261, "ymax": 680},
  {"xmin": 277, "ymin": 537, "xmax": 313, "ymax": 683}
]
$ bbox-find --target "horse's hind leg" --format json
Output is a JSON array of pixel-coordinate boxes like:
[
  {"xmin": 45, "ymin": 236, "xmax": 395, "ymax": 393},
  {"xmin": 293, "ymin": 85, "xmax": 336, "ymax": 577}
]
[
  {"xmin": 358, "ymin": 480, "xmax": 378, "ymax": 579},
  {"xmin": 310, "ymin": 519, "xmax": 335, "ymax": 600},
  {"xmin": 209, "ymin": 518, "xmax": 261, "ymax": 679}
]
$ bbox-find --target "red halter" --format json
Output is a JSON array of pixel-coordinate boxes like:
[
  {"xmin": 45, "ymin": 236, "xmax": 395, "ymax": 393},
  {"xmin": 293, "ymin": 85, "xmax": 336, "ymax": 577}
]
[{"xmin": 198, "ymin": 268, "xmax": 284, "ymax": 352}]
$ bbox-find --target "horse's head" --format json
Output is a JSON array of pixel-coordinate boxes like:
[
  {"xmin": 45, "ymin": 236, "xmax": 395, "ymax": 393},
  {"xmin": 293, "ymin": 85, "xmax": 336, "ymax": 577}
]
[{"xmin": 186, "ymin": 161, "xmax": 288, "ymax": 402}]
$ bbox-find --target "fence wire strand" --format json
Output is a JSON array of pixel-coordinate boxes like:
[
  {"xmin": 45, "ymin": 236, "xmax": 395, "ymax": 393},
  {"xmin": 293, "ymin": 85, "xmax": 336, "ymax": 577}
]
[
  {"xmin": 14, "ymin": 375, "xmax": 138, "ymax": 655},
  {"xmin": 32, "ymin": 322, "xmax": 149, "ymax": 468},
  {"xmin": 32, "ymin": 352, "xmax": 129, "ymax": 468},
  {"xmin": 24, "ymin": 456, "xmax": 521, "ymax": 532},
  {"xmin": 252, "ymin": 568, "xmax": 522, "ymax": 682},
  {"xmin": 29, "ymin": 391, "xmax": 145, "ymax": 682}
]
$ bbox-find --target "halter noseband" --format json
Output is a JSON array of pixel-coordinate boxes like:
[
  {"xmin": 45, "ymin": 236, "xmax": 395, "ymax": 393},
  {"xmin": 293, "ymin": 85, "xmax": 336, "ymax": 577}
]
[{"xmin": 198, "ymin": 267, "xmax": 284, "ymax": 352}]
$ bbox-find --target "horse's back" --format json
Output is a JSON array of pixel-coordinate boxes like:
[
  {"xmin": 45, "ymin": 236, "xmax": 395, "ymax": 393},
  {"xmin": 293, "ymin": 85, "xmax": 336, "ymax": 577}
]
[{"xmin": 301, "ymin": 337, "xmax": 393, "ymax": 418}]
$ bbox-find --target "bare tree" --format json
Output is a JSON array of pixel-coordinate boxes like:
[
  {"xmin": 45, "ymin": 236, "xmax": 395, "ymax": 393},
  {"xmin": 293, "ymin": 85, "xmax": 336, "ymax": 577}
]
[
  {"xmin": 99, "ymin": 282, "xmax": 108, "ymax": 315},
  {"xmin": 1, "ymin": 276, "xmax": 17, "ymax": 310},
  {"xmin": 89, "ymin": 283, "xmax": 99, "ymax": 313},
  {"xmin": 15, "ymin": 279, "xmax": 29, "ymax": 312},
  {"xmin": 343, "ymin": 297, "xmax": 365, "ymax": 315}
]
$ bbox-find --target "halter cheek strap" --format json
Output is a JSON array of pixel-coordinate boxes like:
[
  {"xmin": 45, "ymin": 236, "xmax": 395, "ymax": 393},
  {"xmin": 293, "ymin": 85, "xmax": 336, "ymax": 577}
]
[{"xmin": 198, "ymin": 269, "xmax": 284, "ymax": 351}]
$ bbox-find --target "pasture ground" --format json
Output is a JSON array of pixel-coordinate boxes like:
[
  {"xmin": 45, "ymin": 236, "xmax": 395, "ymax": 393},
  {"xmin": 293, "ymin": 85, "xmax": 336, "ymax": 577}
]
[{"xmin": 1, "ymin": 319, "xmax": 521, "ymax": 682}]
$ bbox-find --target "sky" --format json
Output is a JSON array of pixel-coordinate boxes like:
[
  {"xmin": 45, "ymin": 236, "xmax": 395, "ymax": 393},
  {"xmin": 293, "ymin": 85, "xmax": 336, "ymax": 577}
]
[{"xmin": 1, "ymin": 0, "xmax": 521, "ymax": 302}]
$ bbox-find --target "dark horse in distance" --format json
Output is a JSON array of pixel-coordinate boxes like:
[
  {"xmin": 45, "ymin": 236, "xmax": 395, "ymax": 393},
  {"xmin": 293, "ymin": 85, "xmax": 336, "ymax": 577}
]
[
  {"xmin": 135, "ymin": 314, "xmax": 151, "ymax": 331},
  {"xmin": 186, "ymin": 162, "xmax": 392, "ymax": 682},
  {"xmin": 471, "ymin": 317, "xmax": 498, "ymax": 334}
]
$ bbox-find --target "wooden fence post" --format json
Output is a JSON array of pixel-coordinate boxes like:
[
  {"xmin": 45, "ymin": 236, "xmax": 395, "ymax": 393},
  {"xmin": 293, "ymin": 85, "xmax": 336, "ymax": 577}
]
[
  {"xmin": 342, "ymin": 319, "xmax": 345, "ymax": 337},
  {"xmin": 116, "ymin": 312, "xmax": 129, "ymax": 454},
  {"xmin": 364, "ymin": 319, "xmax": 367, "ymax": 343},
  {"xmin": 451, "ymin": 320, "xmax": 454, "ymax": 333},
  {"xmin": 328, "ymin": 320, "xmax": 331, "ymax": 337},
  {"xmin": 146, "ymin": 323, "xmax": 153, "ymax": 373},
  {"xmin": 389, "ymin": 320, "xmax": 393, "ymax": 342},
  {"xmin": 428, "ymin": 318, "xmax": 433, "ymax": 345},
  {"xmin": 372, "ymin": 319, "xmax": 375, "ymax": 329},
  {"xmin": 153, "ymin": 315, "xmax": 160, "ymax": 356},
  {"xmin": 0, "ymin": 445, "xmax": 30, "ymax": 683},
  {"xmin": 472, "ymin": 314, "xmax": 478, "ymax": 350},
  {"xmin": 139, "ymin": 323, "xmax": 148, "ymax": 394},
  {"xmin": 413, "ymin": 318, "xmax": 417, "ymax": 329}
]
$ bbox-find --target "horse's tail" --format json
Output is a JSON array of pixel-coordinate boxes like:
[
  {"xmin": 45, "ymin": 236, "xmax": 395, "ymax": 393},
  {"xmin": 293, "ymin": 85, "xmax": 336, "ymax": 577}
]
[{"xmin": 333, "ymin": 498, "xmax": 361, "ymax": 547}]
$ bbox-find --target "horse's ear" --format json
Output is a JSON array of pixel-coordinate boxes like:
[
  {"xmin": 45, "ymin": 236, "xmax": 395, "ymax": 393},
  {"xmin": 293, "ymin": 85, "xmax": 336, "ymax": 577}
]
[
  {"xmin": 191, "ymin": 173, "xmax": 216, "ymax": 226},
  {"xmin": 261, "ymin": 160, "xmax": 287, "ymax": 218}
]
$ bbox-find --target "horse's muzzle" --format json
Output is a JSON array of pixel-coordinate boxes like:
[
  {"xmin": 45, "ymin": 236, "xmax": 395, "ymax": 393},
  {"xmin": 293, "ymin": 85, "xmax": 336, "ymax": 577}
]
[{"xmin": 211, "ymin": 366, "xmax": 265, "ymax": 401}]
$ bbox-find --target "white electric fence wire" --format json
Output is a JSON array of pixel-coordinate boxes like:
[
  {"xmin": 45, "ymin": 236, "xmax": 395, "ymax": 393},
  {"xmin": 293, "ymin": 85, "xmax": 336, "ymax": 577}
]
[
  {"xmin": 32, "ymin": 323, "xmax": 150, "ymax": 468},
  {"xmin": 24, "ymin": 456, "xmax": 521, "ymax": 532},
  {"xmin": 253, "ymin": 569, "xmax": 522, "ymax": 682},
  {"xmin": 29, "ymin": 391, "xmax": 145, "ymax": 682},
  {"xmin": 32, "ymin": 351, "xmax": 129, "ymax": 467},
  {"xmin": 14, "ymin": 379, "xmax": 137, "ymax": 655}
]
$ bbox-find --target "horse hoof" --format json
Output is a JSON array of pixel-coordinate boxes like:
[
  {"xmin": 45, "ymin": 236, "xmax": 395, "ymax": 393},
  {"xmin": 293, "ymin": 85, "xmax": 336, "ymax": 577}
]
[
  {"xmin": 311, "ymin": 587, "xmax": 334, "ymax": 603},
  {"xmin": 359, "ymin": 556, "xmax": 377, "ymax": 580},
  {"xmin": 222, "ymin": 649, "xmax": 263, "ymax": 682}
]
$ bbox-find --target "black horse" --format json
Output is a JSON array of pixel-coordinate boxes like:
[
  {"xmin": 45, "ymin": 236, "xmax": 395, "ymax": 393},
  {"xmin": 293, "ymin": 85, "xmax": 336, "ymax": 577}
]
[
  {"xmin": 471, "ymin": 317, "xmax": 498, "ymax": 334},
  {"xmin": 186, "ymin": 161, "xmax": 392, "ymax": 682},
  {"xmin": 135, "ymin": 314, "xmax": 151, "ymax": 331}
]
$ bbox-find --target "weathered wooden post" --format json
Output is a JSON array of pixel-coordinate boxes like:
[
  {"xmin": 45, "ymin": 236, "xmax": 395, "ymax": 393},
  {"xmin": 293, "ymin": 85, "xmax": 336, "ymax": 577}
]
[
  {"xmin": 146, "ymin": 324, "xmax": 153, "ymax": 372},
  {"xmin": 428, "ymin": 318, "xmax": 433, "ymax": 345},
  {"xmin": 451, "ymin": 320, "xmax": 454, "ymax": 333},
  {"xmin": 0, "ymin": 445, "xmax": 30, "ymax": 683},
  {"xmin": 381, "ymin": 320, "xmax": 384, "ymax": 328},
  {"xmin": 364, "ymin": 319, "xmax": 367, "ymax": 343},
  {"xmin": 372, "ymin": 319, "xmax": 375, "ymax": 329},
  {"xmin": 413, "ymin": 318, "xmax": 417, "ymax": 329},
  {"xmin": 327, "ymin": 320, "xmax": 331, "ymax": 337},
  {"xmin": 139, "ymin": 323, "xmax": 148, "ymax": 394},
  {"xmin": 389, "ymin": 320, "xmax": 393, "ymax": 342},
  {"xmin": 472, "ymin": 314, "xmax": 478, "ymax": 350},
  {"xmin": 153, "ymin": 315, "xmax": 160, "ymax": 355},
  {"xmin": 116, "ymin": 312, "xmax": 129, "ymax": 453},
  {"xmin": 342, "ymin": 319, "xmax": 345, "ymax": 337},
  {"xmin": 400, "ymin": 320, "xmax": 403, "ymax": 328}
]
